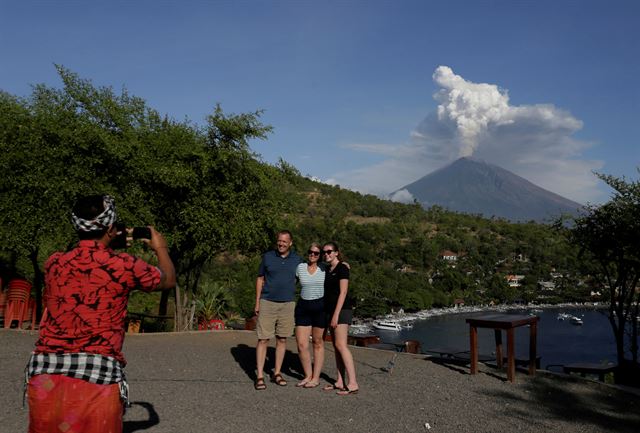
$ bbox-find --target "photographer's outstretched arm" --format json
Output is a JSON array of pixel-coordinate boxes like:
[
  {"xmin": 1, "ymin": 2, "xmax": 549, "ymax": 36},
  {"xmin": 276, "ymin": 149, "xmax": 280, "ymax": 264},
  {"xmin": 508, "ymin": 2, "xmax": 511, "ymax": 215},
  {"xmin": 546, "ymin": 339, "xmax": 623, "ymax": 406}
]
[{"xmin": 145, "ymin": 226, "xmax": 176, "ymax": 290}]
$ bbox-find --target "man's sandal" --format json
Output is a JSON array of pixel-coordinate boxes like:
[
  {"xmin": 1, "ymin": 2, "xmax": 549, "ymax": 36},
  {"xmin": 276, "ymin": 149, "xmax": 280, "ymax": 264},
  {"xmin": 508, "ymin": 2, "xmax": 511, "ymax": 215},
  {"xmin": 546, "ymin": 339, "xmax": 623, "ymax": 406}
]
[
  {"xmin": 254, "ymin": 377, "xmax": 266, "ymax": 391},
  {"xmin": 271, "ymin": 373, "xmax": 287, "ymax": 386}
]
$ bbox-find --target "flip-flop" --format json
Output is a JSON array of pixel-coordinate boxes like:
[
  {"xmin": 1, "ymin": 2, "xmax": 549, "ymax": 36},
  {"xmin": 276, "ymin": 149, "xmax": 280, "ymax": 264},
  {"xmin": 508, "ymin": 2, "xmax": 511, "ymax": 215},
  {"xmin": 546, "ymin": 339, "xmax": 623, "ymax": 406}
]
[
  {"xmin": 303, "ymin": 381, "xmax": 320, "ymax": 388},
  {"xmin": 322, "ymin": 384, "xmax": 344, "ymax": 391},
  {"xmin": 296, "ymin": 379, "xmax": 310, "ymax": 387},
  {"xmin": 254, "ymin": 377, "xmax": 266, "ymax": 391},
  {"xmin": 336, "ymin": 387, "xmax": 359, "ymax": 396},
  {"xmin": 271, "ymin": 373, "xmax": 287, "ymax": 386}
]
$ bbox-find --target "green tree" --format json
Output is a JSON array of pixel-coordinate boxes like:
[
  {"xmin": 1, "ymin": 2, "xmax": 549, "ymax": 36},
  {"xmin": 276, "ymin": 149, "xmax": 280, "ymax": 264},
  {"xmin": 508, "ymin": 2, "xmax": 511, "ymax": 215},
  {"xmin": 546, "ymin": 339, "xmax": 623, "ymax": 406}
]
[
  {"xmin": 563, "ymin": 172, "xmax": 640, "ymax": 384},
  {"xmin": 0, "ymin": 67, "xmax": 280, "ymax": 320}
]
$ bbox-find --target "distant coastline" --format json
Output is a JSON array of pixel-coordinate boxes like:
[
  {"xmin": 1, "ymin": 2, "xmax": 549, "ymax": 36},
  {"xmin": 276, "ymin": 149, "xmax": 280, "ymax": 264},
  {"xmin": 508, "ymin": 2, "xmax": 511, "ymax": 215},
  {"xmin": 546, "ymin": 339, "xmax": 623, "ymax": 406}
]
[{"xmin": 357, "ymin": 302, "xmax": 608, "ymax": 327}]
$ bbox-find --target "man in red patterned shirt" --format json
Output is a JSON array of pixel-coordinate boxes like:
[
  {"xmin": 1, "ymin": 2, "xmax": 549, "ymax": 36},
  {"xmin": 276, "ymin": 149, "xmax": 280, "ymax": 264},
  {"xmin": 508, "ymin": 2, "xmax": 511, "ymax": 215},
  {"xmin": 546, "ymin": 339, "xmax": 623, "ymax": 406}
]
[{"xmin": 26, "ymin": 194, "xmax": 176, "ymax": 433}]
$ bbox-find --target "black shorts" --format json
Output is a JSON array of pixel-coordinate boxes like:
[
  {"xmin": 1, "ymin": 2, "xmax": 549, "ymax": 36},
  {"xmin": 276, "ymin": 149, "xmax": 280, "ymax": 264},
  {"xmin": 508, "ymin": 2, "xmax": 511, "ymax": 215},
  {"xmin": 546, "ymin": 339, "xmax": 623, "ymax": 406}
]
[
  {"xmin": 326, "ymin": 309, "xmax": 353, "ymax": 326},
  {"xmin": 295, "ymin": 298, "xmax": 326, "ymax": 328}
]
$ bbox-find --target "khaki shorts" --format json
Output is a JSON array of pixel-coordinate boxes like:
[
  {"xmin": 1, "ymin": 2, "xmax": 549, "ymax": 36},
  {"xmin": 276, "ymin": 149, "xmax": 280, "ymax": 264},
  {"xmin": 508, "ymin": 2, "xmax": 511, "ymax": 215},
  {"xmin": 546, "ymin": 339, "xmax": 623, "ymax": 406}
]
[{"xmin": 256, "ymin": 299, "xmax": 295, "ymax": 340}]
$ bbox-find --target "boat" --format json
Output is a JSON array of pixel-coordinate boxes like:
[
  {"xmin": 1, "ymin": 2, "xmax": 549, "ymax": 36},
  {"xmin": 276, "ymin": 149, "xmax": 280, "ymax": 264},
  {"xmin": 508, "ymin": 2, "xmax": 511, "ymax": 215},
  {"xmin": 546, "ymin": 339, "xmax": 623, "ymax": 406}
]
[
  {"xmin": 570, "ymin": 316, "xmax": 584, "ymax": 325},
  {"xmin": 557, "ymin": 313, "xmax": 571, "ymax": 321},
  {"xmin": 348, "ymin": 323, "xmax": 372, "ymax": 335},
  {"xmin": 372, "ymin": 320, "xmax": 402, "ymax": 331}
]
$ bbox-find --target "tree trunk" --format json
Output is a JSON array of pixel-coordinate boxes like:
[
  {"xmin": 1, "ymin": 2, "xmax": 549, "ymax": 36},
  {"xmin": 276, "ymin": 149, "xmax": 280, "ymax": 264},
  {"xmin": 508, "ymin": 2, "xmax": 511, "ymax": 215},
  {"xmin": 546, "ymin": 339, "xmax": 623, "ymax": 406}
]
[
  {"xmin": 28, "ymin": 246, "xmax": 44, "ymax": 320},
  {"xmin": 158, "ymin": 289, "xmax": 169, "ymax": 316}
]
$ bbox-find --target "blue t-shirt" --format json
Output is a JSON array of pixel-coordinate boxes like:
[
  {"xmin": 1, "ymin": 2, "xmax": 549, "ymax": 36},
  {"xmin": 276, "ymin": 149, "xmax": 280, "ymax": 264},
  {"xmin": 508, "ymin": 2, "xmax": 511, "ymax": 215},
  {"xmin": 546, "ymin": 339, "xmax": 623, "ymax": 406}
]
[{"xmin": 258, "ymin": 250, "xmax": 302, "ymax": 302}]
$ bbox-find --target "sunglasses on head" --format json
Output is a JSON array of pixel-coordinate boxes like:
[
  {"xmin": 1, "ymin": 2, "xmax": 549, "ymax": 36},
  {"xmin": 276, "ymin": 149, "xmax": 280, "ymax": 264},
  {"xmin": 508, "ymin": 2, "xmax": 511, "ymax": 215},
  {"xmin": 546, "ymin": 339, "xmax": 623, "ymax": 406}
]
[
  {"xmin": 322, "ymin": 249, "xmax": 335, "ymax": 255},
  {"xmin": 308, "ymin": 250, "xmax": 320, "ymax": 256}
]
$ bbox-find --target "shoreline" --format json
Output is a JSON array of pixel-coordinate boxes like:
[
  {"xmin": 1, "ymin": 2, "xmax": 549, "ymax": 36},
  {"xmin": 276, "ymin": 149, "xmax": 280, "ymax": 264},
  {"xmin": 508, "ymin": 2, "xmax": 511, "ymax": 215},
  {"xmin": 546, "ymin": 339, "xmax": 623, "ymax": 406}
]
[{"xmin": 351, "ymin": 302, "xmax": 608, "ymax": 332}]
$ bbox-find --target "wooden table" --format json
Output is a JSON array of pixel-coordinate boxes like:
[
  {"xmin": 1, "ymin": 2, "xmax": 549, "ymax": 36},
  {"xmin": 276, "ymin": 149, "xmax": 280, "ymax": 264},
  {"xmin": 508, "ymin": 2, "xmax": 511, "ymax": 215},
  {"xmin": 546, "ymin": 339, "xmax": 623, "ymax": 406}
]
[{"xmin": 465, "ymin": 314, "xmax": 539, "ymax": 383}]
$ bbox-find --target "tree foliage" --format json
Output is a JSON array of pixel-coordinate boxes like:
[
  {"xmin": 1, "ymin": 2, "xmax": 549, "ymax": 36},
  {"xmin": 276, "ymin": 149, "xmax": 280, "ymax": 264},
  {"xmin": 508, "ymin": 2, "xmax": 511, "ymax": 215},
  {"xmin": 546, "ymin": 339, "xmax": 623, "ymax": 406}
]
[
  {"xmin": 563, "ymin": 172, "xmax": 640, "ymax": 383},
  {"xmin": 0, "ymin": 67, "xmax": 281, "ymax": 316}
]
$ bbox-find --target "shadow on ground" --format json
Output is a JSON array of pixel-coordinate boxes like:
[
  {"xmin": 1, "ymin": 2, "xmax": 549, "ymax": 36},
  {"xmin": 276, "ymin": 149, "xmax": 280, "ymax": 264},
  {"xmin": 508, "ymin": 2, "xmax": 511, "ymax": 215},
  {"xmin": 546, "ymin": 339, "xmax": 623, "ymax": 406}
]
[
  {"xmin": 482, "ymin": 374, "xmax": 640, "ymax": 433},
  {"xmin": 123, "ymin": 401, "xmax": 159, "ymax": 433},
  {"xmin": 230, "ymin": 343, "xmax": 338, "ymax": 385},
  {"xmin": 230, "ymin": 344, "xmax": 303, "ymax": 381}
]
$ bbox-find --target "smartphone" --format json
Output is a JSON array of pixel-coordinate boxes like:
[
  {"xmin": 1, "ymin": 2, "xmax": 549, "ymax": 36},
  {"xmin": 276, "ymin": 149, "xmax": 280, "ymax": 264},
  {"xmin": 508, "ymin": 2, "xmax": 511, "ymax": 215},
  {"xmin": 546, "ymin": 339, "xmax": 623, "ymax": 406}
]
[
  {"xmin": 111, "ymin": 222, "xmax": 127, "ymax": 249},
  {"xmin": 132, "ymin": 226, "xmax": 151, "ymax": 240}
]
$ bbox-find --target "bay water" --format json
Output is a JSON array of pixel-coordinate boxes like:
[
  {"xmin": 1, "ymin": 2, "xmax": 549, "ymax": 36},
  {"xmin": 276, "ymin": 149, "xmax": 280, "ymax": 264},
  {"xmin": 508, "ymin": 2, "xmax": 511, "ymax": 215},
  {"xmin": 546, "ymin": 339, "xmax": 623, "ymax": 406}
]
[{"xmin": 372, "ymin": 307, "xmax": 626, "ymax": 368}]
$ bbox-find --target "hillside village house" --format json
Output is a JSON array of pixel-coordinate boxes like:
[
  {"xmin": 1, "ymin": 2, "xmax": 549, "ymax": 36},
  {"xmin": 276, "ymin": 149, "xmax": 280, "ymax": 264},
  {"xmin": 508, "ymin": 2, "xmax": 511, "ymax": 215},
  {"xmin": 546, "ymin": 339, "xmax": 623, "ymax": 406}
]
[
  {"xmin": 506, "ymin": 274, "xmax": 525, "ymax": 288},
  {"xmin": 439, "ymin": 250, "xmax": 458, "ymax": 261}
]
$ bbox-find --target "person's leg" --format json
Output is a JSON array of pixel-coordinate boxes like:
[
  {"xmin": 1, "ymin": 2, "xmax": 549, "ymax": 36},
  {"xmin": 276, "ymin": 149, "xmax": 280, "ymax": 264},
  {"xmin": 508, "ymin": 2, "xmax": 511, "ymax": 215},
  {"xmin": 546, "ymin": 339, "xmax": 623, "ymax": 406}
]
[
  {"xmin": 255, "ymin": 338, "xmax": 269, "ymax": 388},
  {"xmin": 255, "ymin": 299, "xmax": 277, "ymax": 389},
  {"xmin": 330, "ymin": 328, "xmax": 346, "ymax": 389},
  {"xmin": 333, "ymin": 324, "xmax": 359, "ymax": 393},
  {"xmin": 309, "ymin": 325, "xmax": 326, "ymax": 385},
  {"xmin": 273, "ymin": 301, "xmax": 295, "ymax": 385},
  {"xmin": 295, "ymin": 325, "xmax": 312, "ymax": 385},
  {"xmin": 273, "ymin": 336, "xmax": 288, "ymax": 385}
]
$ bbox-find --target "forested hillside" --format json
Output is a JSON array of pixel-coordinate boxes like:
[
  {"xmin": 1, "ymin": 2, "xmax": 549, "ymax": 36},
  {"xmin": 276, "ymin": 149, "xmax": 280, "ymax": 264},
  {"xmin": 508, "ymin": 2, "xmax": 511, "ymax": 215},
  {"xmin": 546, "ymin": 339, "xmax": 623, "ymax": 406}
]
[
  {"xmin": 0, "ymin": 68, "xmax": 588, "ymax": 324},
  {"xmin": 206, "ymin": 170, "xmax": 587, "ymax": 318}
]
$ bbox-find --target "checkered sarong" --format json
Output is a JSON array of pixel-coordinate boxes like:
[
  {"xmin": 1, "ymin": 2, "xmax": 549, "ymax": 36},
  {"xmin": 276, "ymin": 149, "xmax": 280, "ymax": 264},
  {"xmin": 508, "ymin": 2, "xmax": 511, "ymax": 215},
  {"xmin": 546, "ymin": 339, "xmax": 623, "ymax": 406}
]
[
  {"xmin": 26, "ymin": 352, "xmax": 124, "ymax": 384},
  {"xmin": 25, "ymin": 352, "xmax": 129, "ymax": 406}
]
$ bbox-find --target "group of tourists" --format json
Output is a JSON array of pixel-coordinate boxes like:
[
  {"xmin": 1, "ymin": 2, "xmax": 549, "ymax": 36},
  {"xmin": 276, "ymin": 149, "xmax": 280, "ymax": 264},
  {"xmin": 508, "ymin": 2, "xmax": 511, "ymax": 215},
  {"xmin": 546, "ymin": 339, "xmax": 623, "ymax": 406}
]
[
  {"xmin": 24, "ymin": 195, "xmax": 358, "ymax": 433},
  {"xmin": 254, "ymin": 230, "xmax": 359, "ymax": 396}
]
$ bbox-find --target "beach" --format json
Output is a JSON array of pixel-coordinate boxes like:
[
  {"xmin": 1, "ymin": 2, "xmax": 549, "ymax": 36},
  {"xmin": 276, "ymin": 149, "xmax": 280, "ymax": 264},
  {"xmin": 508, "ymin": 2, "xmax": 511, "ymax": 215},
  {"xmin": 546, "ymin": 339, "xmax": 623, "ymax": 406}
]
[{"xmin": 2, "ymin": 328, "xmax": 639, "ymax": 433}]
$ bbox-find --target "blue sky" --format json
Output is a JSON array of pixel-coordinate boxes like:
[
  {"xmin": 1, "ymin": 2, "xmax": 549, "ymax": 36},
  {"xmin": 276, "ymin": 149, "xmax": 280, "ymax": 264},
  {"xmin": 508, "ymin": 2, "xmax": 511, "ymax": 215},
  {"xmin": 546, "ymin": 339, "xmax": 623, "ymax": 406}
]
[{"xmin": 1, "ymin": 0, "xmax": 638, "ymax": 204}]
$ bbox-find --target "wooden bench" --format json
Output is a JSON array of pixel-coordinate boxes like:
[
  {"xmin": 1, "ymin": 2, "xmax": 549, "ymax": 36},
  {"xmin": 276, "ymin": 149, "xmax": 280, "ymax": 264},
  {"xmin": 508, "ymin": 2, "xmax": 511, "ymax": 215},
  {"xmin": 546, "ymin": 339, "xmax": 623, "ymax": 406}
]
[
  {"xmin": 562, "ymin": 363, "xmax": 616, "ymax": 382},
  {"xmin": 505, "ymin": 355, "xmax": 542, "ymax": 369},
  {"xmin": 423, "ymin": 347, "xmax": 469, "ymax": 359},
  {"xmin": 348, "ymin": 335, "xmax": 381, "ymax": 347}
]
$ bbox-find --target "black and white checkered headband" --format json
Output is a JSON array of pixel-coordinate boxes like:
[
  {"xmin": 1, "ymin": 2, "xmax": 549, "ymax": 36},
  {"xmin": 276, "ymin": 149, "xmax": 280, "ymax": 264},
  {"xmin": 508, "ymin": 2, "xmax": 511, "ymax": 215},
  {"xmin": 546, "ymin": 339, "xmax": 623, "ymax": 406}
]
[{"xmin": 71, "ymin": 195, "xmax": 117, "ymax": 232}]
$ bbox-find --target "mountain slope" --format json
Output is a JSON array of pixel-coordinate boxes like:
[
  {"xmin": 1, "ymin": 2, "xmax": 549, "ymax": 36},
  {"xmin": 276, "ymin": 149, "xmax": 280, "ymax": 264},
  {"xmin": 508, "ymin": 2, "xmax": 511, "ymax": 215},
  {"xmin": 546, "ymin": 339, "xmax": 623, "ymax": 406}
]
[{"xmin": 397, "ymin": 157, "xmax": 583, "ymax": 222}]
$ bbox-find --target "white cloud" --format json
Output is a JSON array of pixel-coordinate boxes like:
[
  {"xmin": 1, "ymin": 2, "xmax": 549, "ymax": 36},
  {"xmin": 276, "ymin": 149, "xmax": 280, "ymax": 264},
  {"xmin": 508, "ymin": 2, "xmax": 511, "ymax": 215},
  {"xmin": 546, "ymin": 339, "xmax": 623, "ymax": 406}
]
[
  {"xmin": 433, "ymin": 66, "xmax": 513, "ymax": 157},
  {"xmin": 330, "ymin": 66, "xmax": 603, "ymax": 204},
  {"xmin": 389, "ymin": 189, "xmax": 415, "ymax": 204}
]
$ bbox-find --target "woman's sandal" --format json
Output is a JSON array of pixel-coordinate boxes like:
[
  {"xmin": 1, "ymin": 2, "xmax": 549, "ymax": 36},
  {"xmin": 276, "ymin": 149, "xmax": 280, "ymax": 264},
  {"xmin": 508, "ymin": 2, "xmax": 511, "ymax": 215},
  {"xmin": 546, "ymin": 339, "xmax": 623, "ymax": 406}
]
[
  {"xmin": 254, "ymin": 377, "xmax": 266, "ymax": 391},
  {"xmin": 322, "ymin": 384, "xmax": 344, "ymax": 391},
  {"xmin": 296, "ymin": 379, "xmax": 310, "ymax": 387},
  {"xmin": 303, "ymin": 381, "xmax": 320, "ymax": 388},
  {"xmin": 336, "ymin": 387, "xmax": 359, "ymax": 396},
  {"xmin": 271, "ymin": 373, "xmax": 288, "ymax": 386}
]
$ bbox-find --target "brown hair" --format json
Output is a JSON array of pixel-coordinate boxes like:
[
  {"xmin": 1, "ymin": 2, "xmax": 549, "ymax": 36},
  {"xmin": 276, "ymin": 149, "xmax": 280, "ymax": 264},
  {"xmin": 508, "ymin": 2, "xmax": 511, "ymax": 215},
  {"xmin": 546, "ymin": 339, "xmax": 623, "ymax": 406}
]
[
  {"xmin": 323, "ymin": 241, "xmax": 344, "ymax": 261},
  {"xmin": 277, "ymin": 230, "xmax": 293, "ymax": 242}
]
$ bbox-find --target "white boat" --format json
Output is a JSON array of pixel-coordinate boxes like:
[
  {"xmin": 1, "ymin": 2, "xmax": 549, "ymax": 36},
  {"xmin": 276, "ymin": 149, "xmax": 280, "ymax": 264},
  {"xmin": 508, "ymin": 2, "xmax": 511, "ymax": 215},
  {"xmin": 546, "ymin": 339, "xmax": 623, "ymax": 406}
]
[
  {"xmin": 570, "ymin": 316, "xmax": 584, "ymax": 325},
  {"xmin": 557, "ymin": 313, "xmax": 571, "ymax": 321},
  {"xmin": 348, "ymin": 323, "xmax": 372, "ymax": 335},
  {"xmin": 372, "ymin": 320, "xmax": 402, "ymax": 331}
]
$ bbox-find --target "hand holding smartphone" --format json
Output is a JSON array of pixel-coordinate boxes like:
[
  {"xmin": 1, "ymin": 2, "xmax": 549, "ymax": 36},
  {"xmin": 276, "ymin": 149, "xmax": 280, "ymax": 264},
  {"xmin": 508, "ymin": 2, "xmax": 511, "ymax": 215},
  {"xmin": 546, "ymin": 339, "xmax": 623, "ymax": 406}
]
[
  {"xmin": 111, "ymin": 224, "xmax": 151, "ymax": 249},
  {"xmin": 132, "ymin": 227, "xmax": 151, "ymax": 240}
]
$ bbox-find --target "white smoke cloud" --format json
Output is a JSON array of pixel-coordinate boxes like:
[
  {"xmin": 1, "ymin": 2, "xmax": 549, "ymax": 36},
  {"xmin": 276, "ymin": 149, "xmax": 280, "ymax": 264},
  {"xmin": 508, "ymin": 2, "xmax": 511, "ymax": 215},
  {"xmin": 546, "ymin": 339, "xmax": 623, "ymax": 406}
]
[
  {"xmin": 331, "ymin": 66, "xmax": 603, "ymax": 204},
  {"xmin": 433, "ymin": 66, "xmax": 513, "ymax": 157},
  {"xmin": 389, "ymin": 189, "xmax": 415, "ymax": 204}
]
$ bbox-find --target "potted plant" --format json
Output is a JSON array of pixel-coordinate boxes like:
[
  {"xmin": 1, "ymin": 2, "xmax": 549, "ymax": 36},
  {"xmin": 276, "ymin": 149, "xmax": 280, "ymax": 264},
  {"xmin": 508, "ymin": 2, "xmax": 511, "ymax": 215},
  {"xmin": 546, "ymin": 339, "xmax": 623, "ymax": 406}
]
[{"xmin": 194, "ymin": 281, "xmax": 234, "ymax": 330}]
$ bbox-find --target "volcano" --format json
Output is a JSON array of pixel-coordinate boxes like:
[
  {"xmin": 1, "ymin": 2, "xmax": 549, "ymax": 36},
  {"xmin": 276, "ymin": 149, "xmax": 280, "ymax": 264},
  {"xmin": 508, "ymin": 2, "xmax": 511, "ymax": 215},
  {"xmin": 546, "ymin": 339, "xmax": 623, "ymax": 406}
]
[{"xmin": 395, "ymin": 157, "xmax": 583, "ymax": 222}]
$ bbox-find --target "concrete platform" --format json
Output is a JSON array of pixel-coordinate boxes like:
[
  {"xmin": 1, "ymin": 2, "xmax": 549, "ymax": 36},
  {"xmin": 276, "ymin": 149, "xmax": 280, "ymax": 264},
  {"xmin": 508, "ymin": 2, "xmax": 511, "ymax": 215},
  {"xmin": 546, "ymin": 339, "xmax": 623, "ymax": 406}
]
[{"xmin": 2, "ymin": 329, "xmax": 639, "ymax": 433}]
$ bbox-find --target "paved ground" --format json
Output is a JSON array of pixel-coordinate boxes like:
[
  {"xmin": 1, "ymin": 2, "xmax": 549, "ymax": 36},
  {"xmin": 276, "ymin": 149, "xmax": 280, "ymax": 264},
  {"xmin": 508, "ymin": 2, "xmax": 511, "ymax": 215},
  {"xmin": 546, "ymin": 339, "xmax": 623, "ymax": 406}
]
[{"xmin": 2, "ymin": 329, "xmax": 639, "ymax": 433}]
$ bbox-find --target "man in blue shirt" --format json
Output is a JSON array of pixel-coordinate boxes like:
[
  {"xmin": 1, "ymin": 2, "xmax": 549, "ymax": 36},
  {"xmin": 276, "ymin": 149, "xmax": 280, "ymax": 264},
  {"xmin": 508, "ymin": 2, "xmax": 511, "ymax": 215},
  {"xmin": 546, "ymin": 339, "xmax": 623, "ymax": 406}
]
[{"xmin": 253, "ymin": 230, "xmax": 302, "ymax": 390}]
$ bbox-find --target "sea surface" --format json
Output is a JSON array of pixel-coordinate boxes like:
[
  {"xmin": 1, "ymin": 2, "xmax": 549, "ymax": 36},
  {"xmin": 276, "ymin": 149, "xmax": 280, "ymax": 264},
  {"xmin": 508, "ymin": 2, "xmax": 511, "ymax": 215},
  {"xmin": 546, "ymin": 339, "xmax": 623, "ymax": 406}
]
[{"xmin": 371, "ymin": 307, "xmax": 632, "ymax": 368}]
